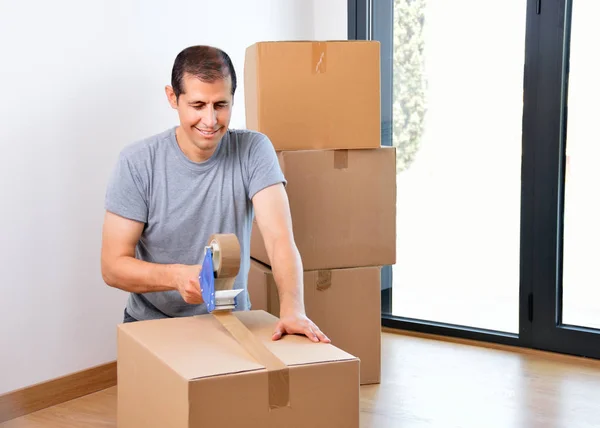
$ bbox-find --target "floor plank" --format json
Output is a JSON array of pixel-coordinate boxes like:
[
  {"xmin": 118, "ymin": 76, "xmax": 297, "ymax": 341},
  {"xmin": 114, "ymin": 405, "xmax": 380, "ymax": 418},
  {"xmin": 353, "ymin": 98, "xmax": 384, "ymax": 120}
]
[{"xmin": 3, "ymin": 331, "xmax": 600, "ymax": 427}]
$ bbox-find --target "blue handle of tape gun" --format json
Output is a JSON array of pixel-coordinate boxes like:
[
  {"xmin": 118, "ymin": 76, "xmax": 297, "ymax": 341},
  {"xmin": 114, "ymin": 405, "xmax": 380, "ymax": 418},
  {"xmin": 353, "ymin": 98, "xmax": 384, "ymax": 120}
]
[{"xmin": 200, "ymin": 248, "xmax": 216, "ymax": 312}]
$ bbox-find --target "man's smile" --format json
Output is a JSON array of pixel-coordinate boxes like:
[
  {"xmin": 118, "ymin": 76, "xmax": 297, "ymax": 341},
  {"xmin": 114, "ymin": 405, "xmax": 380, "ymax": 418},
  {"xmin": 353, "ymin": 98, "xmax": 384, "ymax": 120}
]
[{"xmin": 194, "ymin": 126, "xmax": 220, "ymax": 137}]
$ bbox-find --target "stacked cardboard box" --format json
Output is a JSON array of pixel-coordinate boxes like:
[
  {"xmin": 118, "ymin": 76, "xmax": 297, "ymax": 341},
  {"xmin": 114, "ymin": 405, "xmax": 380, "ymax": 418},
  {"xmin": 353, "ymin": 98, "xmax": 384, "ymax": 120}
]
[{"xmin": 244, "ymin": 41, "xmax": 397, "ymax": 385}]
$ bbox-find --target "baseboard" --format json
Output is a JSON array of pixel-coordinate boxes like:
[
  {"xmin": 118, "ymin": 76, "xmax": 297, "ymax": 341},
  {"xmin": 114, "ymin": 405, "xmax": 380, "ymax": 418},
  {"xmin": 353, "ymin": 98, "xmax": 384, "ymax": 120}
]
[{"xmin": 0, "ymin": 361, "xmax": 117, "ymax": 424}]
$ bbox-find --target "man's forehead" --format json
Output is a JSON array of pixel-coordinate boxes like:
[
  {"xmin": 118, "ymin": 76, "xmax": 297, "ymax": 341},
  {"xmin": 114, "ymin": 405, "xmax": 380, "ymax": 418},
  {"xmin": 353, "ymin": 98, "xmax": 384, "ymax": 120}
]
[
  {"xmin": 182, "ymin": 72, "xmax": 231, "ymax": 89},
  {"xmin": 180, "ymin": 76, "xmax": 232, "ymax": 102}
]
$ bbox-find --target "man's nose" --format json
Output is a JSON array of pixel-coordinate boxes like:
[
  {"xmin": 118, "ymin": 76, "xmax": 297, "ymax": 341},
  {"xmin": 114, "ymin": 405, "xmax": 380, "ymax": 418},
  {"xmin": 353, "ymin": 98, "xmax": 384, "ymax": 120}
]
[{"xmin": 203, "ymin": 105, "xmax": 217, "ymax": 127}]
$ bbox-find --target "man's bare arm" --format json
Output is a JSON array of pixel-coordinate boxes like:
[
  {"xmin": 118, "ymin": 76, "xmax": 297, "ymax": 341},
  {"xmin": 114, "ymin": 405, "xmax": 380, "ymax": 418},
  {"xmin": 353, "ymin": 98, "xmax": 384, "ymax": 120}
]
[
  {"xmin": 100, "ymin": 211, "xmax": 203, "ymax": 303},
  {"xmin": 252, "ymin": 183, "xmax": 305, "ymax": 315},
  {"xmin": 253, "ymin": 184, "xmax": 329, "ymax": 342}
]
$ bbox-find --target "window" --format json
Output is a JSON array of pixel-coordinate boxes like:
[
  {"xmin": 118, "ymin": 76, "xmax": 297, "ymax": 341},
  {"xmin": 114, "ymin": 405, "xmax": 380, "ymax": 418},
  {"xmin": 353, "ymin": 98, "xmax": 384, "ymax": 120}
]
[{"xmin": 350, "ymin": 0, "xmax": 600, "ymax": 358}]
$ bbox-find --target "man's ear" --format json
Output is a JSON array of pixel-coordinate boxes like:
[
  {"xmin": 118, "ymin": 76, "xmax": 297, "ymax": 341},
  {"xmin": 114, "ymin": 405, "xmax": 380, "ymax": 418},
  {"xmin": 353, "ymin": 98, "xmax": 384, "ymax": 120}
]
[{"xmin": 165, "ymin": 85, "xmax": 178, "ymax": 109}]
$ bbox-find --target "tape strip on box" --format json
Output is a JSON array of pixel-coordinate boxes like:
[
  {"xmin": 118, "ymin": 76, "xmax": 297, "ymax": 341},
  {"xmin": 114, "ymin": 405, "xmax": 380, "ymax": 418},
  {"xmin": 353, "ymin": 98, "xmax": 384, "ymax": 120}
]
[
  {"xmin": 213, "ymin": 312, "xmax": 290, "ymax": 410},
  {"xmin": 317, "ymin": 270, "xmax": 332, "ymax": 291},
  {"xmin": 334, "ymin": 150, "xmax": 349, "ymax": 169},
  {"xmin": 312, "ymin": 42, "xmax": 327, "ymax": 74}
]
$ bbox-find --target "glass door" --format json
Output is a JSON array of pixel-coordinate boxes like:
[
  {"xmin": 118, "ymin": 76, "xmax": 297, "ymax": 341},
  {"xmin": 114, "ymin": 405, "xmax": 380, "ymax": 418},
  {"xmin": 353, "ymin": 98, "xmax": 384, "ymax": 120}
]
[
  {"xmin": 531, "ymin": 0, "xmax": 600, "ymax": 359},
  {"xmin": 354, "ymin": 0, "xmax": 529, "ymax": 345},
  {"xmin": 389, "ymin": 0, "xmax": 525, "ymax": 335},
  {"xmin": 562, "ymin": 1, "xmax": 600, "ymax": 333}
]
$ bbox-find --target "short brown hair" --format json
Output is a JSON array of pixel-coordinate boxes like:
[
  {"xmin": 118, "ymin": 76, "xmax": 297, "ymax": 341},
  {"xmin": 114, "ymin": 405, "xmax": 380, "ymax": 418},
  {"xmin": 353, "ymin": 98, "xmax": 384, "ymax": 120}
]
[{"xmin": 171, "ymin": 45, "xmax": 237, "ymax": 99}]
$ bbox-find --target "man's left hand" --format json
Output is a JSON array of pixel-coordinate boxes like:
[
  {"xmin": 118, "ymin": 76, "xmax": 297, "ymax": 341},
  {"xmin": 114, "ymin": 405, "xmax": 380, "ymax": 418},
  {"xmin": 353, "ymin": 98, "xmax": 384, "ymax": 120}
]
[{"xmin": 272, "ymin": 312, "xmax": 331, "ymax": 343}]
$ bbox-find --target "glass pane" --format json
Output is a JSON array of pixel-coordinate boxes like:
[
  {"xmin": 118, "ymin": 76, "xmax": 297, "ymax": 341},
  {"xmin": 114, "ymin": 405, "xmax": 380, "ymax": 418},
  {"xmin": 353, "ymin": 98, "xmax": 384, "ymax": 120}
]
[
  {"xmin": 388, "ymin": 0, "xmax": 526, "ymax": 332},
  {"xmin": 561, "ymin": 2, "xmax": 600, "ymax": 330}
]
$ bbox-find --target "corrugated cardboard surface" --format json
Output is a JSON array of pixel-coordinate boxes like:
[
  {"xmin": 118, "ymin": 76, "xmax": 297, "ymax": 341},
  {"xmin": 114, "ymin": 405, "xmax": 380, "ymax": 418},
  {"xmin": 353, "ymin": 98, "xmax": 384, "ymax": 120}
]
[
  {"xmin": 117, "ymin": 310, "xmax": 359, "ymax": 428},
  {"xmin": 251, "ymin": 147, "xmax": 396, "ymax": 270},
  {"xmin": 244, "ymin": 40, "xmax": 381, "ymax": 150},
  {"xmin": 248, "ymin": 259, "xmax": 382, "ymax": 385}
]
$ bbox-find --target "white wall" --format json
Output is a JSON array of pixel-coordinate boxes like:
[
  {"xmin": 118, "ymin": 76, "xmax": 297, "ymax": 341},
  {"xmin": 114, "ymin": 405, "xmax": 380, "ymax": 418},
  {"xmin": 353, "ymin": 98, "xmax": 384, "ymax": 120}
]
[
  {"xmin": 0, "ymin": 0, "xmax": 346, "ymax": 395},
  {"xmin": 313, "ymin": 0, "xmax": 348, "ymax": 40}
]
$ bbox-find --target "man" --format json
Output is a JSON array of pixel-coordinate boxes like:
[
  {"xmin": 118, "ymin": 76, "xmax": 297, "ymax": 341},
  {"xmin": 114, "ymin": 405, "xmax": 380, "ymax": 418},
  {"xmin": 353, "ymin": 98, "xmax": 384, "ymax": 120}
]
[{"xmin": 101, "ymin": 45, "xmax": 329, "ymax": 343}]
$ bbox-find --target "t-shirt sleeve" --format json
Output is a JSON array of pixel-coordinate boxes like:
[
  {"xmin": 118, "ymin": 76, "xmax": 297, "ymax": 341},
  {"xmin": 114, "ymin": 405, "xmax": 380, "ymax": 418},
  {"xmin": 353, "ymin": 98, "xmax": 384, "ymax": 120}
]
[
  {"xmin": 247, "ymin": 133, "xmax": 286, "ymax": 200},
  {"xmin": 104, "ymin": 150, "xmax": 148, "ymax": 223}
]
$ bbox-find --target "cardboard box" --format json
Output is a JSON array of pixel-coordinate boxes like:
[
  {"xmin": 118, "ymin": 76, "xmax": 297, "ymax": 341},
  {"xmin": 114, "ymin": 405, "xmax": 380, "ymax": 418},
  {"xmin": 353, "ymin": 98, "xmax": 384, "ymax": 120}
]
[
  {"xmin": 244, "ymin": 40, "xmax": 381, "ymax": 150},
  {"xmin": 117, "ymin": 310, "xmax": 359, "ymax": 427},
  {"xmin": 251, "ymin": 147, "xmax": 396, "ymax": 270},
  {"xmin": 248, "ymin": 259, "xmax": 382, "ymax": 385}
]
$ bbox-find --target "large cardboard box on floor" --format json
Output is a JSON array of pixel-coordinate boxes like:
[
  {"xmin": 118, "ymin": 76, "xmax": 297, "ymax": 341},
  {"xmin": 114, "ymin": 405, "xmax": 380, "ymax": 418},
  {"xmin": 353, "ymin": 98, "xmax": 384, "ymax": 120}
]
[
  {"xmin": 251, "ymin": 147, "xmax": 396, "ymax": 271},
  {"xmin": 117, "ymin": 310, "xmax": 359, "ymax": 428},
  {"xmin": 248, "ymin": 259, "xmax": 382, "ymax": 385},
  {"xmin": 244, "ymin": 40, "xmax": 380, "ymax": 151}
]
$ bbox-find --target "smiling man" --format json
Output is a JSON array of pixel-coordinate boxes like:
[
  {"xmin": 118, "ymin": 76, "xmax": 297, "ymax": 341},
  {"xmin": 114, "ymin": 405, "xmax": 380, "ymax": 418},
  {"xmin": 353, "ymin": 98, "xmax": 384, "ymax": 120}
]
[{"xmin": 101, "ymin": 45, "xmax": 329, "ymax": 343}]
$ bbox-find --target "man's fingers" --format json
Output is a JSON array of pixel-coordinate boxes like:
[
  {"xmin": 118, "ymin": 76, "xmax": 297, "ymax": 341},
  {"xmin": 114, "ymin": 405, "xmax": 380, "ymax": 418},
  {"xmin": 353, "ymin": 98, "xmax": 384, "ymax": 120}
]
[
  {"xmin": 184, "ymin": 279, "xmax": 204, "ymax": 303},
  {"xmin": 182, "ymin": 281, "xmax": 203, "ymax": 305},
  {"xmin": 185, "ymin": 294, "xmax": 203, "ymax": 304},
  {"xmin": 305, "ymin": 327, "xmax": 319, "ymax": 343},
  {"xmin": 272, "ymin": 323, "xmax": 284, "ymax": 341},
  {"xmin": 271, "ymin": 317, "xmax": 331, "ymax": 343},
  {"xmin": 314, "ymin": 328, "xmax": 331, "ymax": 343},
  {"xmin": 306, "ymin": 322, "xmax": 330, "ymax": 343}
]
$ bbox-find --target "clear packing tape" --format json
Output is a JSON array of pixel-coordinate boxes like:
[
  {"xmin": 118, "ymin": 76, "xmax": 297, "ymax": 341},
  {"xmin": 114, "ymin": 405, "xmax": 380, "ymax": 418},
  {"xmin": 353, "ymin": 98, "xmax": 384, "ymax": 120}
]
[{"xmin": 200, "ymin": 233, "xmax": 291, "ymax": 410}]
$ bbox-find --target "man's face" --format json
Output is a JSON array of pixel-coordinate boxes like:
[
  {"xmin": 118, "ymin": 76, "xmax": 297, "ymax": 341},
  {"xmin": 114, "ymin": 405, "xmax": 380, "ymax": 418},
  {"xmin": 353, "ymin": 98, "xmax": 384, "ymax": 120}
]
[{"xmin": 166, "ymin": 73, "xmax": 233, "ymax": 161}]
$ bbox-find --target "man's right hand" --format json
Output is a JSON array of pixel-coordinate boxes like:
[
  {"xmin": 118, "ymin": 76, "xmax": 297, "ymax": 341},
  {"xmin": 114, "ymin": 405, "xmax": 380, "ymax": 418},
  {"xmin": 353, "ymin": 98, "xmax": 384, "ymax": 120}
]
[
  {"xmin": 102, "ymin": 211, "xmax": 206, "ymax": 304},
  {"xmin": 174, "ymin": 264, "xmax": 203, "ymax": 304}
]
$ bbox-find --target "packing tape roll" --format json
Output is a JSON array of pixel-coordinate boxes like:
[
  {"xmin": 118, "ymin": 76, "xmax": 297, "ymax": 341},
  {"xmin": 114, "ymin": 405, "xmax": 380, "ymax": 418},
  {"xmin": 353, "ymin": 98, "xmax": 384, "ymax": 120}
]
[
  {"xmin": 213, "ymin": 311, "xmax": 290, "ymax": 410},
  {"xmin": 208, "ymin": 233, "xmax": 241, "ymax": 279}
]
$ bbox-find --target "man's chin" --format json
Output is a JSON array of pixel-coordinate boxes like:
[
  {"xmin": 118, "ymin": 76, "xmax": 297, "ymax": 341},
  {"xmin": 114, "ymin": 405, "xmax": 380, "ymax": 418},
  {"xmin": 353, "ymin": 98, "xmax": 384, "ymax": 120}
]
[{"xmin": 192, "ymin": 132, "xmax": 224, "ymax": 149}]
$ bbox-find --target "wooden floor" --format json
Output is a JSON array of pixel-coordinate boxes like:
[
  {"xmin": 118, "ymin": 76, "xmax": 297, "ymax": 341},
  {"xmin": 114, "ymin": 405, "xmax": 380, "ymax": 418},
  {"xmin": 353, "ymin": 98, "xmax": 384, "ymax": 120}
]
[{"xmin": 3, "ymin": 330, "xmax": 600, "ymax": 428}]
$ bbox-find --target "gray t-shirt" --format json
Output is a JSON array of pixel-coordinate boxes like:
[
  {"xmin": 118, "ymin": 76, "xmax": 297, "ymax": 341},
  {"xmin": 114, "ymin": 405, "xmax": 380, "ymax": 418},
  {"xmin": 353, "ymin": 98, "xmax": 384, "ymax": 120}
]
[{"xmin": 104, "ymin": 126, "xmax": 285, "ymax": 320}]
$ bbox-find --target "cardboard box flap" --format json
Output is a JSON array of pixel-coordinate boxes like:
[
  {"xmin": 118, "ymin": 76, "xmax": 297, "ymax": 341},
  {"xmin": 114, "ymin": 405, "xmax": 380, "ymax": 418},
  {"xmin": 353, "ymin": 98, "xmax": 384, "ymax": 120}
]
[
  {"xmin": 234, "ymin": 311, "xmax": 357, "ymax": 366},
  {"xmin": 118, "ymin": 315, "xmax": 264, "ymax": 381},
  {"xmin": 118, "ymin": 310, "xmax": 356, "ymax": 382}
]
